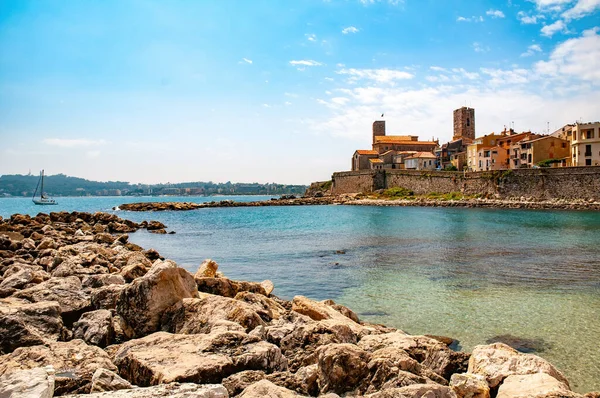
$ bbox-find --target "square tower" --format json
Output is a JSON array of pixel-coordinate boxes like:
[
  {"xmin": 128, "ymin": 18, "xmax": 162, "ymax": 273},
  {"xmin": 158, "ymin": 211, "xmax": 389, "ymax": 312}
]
[
  {"xmin": 453, "ymin": 107, "xmax": 475, "ymax": 141},
  {"xmin": 372, "ymin": 120, "xmax": 386, "ymax": 145}
]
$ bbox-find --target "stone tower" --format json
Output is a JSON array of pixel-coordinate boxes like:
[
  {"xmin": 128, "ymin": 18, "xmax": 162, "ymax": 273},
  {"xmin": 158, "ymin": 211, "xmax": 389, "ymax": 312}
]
[
  {"xmin": 453, "ymin": 107, "xmax": 475, "ymax": 141},
  {"xmin": 373, "ymin": 120, "xmax": 386, "ymax": 145}
]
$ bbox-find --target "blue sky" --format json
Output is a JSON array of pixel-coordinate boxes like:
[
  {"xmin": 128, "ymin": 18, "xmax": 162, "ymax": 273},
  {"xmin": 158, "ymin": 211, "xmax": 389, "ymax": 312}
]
[{"xmin": 1, "ymin": 0, "xmax": 599, "ymax": 184}]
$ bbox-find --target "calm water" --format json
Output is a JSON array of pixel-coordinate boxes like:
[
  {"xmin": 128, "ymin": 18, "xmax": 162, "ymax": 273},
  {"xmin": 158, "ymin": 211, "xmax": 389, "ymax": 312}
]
[{"xmin": 1, "ymin": 196, "xmax": 599, "ymax": 392}]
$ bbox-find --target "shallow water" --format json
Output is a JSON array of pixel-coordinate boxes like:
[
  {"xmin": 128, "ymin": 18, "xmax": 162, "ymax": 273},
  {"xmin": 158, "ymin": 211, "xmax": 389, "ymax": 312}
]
[{"xmin": 1, "ymin": 197, "xmax": 599, "ymax": 392}]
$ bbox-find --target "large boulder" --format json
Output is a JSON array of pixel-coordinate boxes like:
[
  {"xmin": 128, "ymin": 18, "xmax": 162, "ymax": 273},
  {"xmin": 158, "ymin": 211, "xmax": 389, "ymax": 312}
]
[
  {"xmin": 73, "ymin": 310, "xmax": 114, "ymax": 347},
  {"xmin": 116, "ymin": 259, "xmax": 198, "ymax": 338},
  {"xmin": 195, "ymin": 259, "xmax": 219, "ymax": 278},
  {"xmin": 91, "ymin": 284, "xmax": 125, "ymax": 310},
  {"xmin": 12, "ymin": 276, "xmax": 91, "ymax": 324},
  {"xmin": 0, "ymin": 298, "xmax": 66, "ymax": 354},
  {"xmin": 467, "ymin": 343, "xmax": 569, "ymax": 389},
  {"xmin": 161, "ymin": 296, "xmax": 265, "ymax": 334},
  {"xmin": 196, "ymin": 276, "xmax": 267, "ymax": 298},
  {"xmin": 450, "ymin": 373, "xmax": 490, "ymax": 398},
  {"xmin": 0, "ymin": 339, "xmax": 117, "ymax": 395},
  {"xmin": 0, "ymin": 366, "xmax": 55, "ymax": 398},
  {"xmin": 496, "ymin": 373, "xmax": 581, "ymax": 398},
  {"xmin": 234, "ymin": 291, "xmax": 286, "ymax": 322},
  {"xmin": 90, "ymin": 368, "xmax": 132, "ymax": 393},
  {"xmin": 237, "ymin": 380, "xmax": 306, "ymax": 397},
  {"xmin": 61, "ymin": 383, "xmax": 228, "ymax": 397},
  {"xmin": 291, "ymin": 296, "xmax": 363, "ymax": 334},
  {"xmin": 364, "ymin": 384, "xmax": 458, "ymax": 397},
  {"xmin": 316, "ymin": 343, "xmax": 370, "ymax": 395},
  {"xmin": 112, "ymin": 331, "xmax": 287, "ymax": 386}
]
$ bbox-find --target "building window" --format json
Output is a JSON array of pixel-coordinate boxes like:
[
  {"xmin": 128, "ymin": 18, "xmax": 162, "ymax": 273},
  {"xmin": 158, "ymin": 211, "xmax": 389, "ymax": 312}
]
[
  {"xmin": 586, "ymin": 130, "xmax": 594, "ymax": 139},
  {"xmin": 551, "ymin": 141, "xmax": 555, "ymax": 147},
  {"xmin": 562, "ymin": 143, "xmax": 566, "ymax": 148},
  {"xmin": 586, "ymin": 159, "xmax": 592, "ymax": 166},
  {"xmin": 585, "ymin": 145, "xmax": 592, "ymax": 157},
  {"xmin": 467, "ymin": 118, "xmax": 470, "ymax": 127}
]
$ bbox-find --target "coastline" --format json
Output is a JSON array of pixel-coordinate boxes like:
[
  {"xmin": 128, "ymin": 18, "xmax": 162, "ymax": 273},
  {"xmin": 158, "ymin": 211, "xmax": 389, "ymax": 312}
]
[{"xmin": 0, "ymin": 211, "xmax": 598, "ymax": 397}]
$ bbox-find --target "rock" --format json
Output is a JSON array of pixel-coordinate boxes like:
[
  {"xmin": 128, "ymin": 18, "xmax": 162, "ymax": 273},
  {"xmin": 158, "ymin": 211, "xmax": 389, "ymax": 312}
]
[
  {"xmin": 161, "ymin": 296, "xmax": 265, "ymax": 334},
  {"xmin": 496, "ymin": 373, "xmax": 580, "ymax": 398},
  {"xmin": 222, "ymin": 370, "xmax": 267, "ymax": 396},
  {"xmin": 0, "ymin": 298, "xmax": 66, "ymax": 354},
  {"xmin": 82, "ymin": 274, "xmax": 126, "ymax": 289},
  {"xmin": 467, "ymin": 343, "xmax": 569, "ymax": 389},
  {"xmin": 321, "ymin": 299, "xmax": 360, "ymax": 323},
  {"xmin": 261, "ymin": 280, "xmax": 274, "ymax": 295},
  {"xmin": 13, "ymin": 276, "xmax": 91, "ymax": 325},
  {"xmin": 238, "ymin": 380, "xmax": 305, "ymax": 397},
  {"xmin": 196, "ymin": 276, "xmax": 268, "ymax": 298},
  {"xmin": 37, "ymin": 238, "xmax": 57, "ymax": 250},
  {"xmin": 94, "ymin": 233, "xmax": 115, "ymax": 244},
  {"xmin": 62, "ymin": 383, "xmax": 228, "ymax": 397},
  {"xmin": 359, "ymin": 331, "xmax": 469, "ymax": 381},
  {"xmin": 91, "ymin": 285, "xmax": 126, "ymax": 310},
  {"xmin": 119, "ymin": 263, "xmax": 148, "ymax": 282},
  {"xmin": 195, "ymin": 259, "xmax": 219, "ymax": 278},
  {"xmin": 316, "ymin": 343, "xmax": 370, "ymax": 395},
  {"xmin": 0, "ymin": 339, "xmax": 117, "ymax": 395},
  {"xmin": 149, "ymin": 228, "xmax": 167, "ymax": 234},
  {"xmin": 485, "ymin": 334, "xmax": 550, "ymax": 353},
  {"xmin": 73, "ymin": 310, "xmax": 114, "ymax": 347},
  {"xmin": 450, "ymin": 373, "xmax": 490, "ymax": 398},
  {"xmin": 116, "ymin": 259, "xmax": 198, "ymax": 338},
  {"xmin": 146, "ymin": 221, "xmax": 166, "ymax": 231},
  {"xmin": 112, "ymin": 331, "xmax": 287, "ymax": 386},
  {"xmin": 234, "ymin": 291, "xmax": 286, "ymax": 322},
  {"xmin": 0, "ymin": 366, "xmax": 55, "ymax": 398},
  {"xmin": 90, "ymin": 368, "xmax": 132, "ymax": 393},
  {"xmin": 364, "ymin": 384, "xmax": 458, "ymax": 397}
]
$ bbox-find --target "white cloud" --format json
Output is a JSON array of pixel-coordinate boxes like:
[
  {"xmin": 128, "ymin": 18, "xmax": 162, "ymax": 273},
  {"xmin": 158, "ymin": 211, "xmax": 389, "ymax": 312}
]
[
  {"xmin": 43, "ymin": 138, "xmax": 107, "ymax": 148},
  {"xmin": 430, "ymin": 66, "xmax": 447, "ymax": 72},
  {"xmin": 263, "ymin": 104, "xmax": 271, "ymax": 108},
  {"xmin": 521, "ymin": 44, "xmax": 543, "ymax": 56},
  {"xmin": 284, "ymin": 101, "xmax": 292, "ymax": 106},
  {"xmin": 532, "ymin": 0, "xmax": 574, "ymax": 10},
  {"xmin": 541, "ymin": 20, "xmax": 568, "ymax": 36},
  {"xmin": 517, "ymin": 11, "xmax": 545, "ymax": 24},
  {"xmin": 562, "ymin": 0, "xmax": 600, "ymax": 19},
  {"xmin": 473, "ymin": 42, "xmax": 490, "ymax": 53},
  {"xmin": 289, "ymin": 60, "xmax": 323, "ymax": 67},
  {"xmin": 481, "ymin": 68, "xmax": 531, "ymax": 85},
  {"xmin": 342, "ymin": 26, "xmax": 359, "ymax": 34},
  {"xmin": 336, "ymin": 68, "xmax": 414, "ymax": 84},
  {"xmin": 359, "ymin": 0, "xmax": 403, "ymax": 5},
  {"xmin": 535, "ymin": 27, "xmax": 600, "ymax": 81},
  {"xmin": 486, "ymin": 9, "xmax": 506, "ymax": 18},
  {"xmin": 457, "ymin": 16, "xmax": 485, "ymax": 22},
  {"xmin": 242, "ymin": 57, "xmax": 253, "ymax": 64},
  {"xmin": 305, "ymin": 33, "xmax": 317, "ymax": 42}
]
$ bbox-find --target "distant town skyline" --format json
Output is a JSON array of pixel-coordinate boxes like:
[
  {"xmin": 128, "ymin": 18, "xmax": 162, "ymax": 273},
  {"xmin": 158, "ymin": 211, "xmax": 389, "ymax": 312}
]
[{"xmin": 1, "ymin": 0, "xmax": 599, "ymax": 184}]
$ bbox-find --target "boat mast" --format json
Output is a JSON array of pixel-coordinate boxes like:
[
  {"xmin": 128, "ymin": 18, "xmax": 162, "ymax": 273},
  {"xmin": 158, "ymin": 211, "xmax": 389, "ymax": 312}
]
[
  {"xmin": 40, "ymin": 170, "xmax": 45, "ymax": 198},
  {"xmin": 32, "ymin": 171, "xmax": 41, "ymax": 200}
]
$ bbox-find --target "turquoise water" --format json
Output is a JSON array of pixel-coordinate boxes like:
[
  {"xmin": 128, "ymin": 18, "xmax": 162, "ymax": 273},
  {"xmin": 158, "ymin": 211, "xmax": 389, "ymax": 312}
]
[{"xmin": 1, "ymin": 197, "xmax": 599, "ymax": 392}]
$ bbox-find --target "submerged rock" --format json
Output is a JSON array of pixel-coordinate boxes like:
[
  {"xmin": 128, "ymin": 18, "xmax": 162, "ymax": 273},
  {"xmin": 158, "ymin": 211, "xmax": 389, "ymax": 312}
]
[{"xmin": 485, "ymin": 334, "xmax": 551, "ymax": 353}]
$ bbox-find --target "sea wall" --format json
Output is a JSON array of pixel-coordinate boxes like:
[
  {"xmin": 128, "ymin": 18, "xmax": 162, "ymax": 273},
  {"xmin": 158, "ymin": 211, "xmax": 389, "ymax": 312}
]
[{"xmin": 331, "ymin": 166, "xmax": 600, "ymax": 200}]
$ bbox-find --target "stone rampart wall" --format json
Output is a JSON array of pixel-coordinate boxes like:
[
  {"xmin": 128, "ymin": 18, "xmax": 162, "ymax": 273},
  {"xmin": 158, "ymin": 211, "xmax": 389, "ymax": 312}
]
[{"xmin": 331, "ymin": 167, "xmax": 600, "ymax": 199}]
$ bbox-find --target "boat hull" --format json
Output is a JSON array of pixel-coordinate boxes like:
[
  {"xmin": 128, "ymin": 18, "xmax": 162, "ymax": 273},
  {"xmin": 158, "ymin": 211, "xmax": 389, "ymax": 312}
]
[{"xmin": 33, "ymin": 199, "xmax": 58, "ymax": 205}]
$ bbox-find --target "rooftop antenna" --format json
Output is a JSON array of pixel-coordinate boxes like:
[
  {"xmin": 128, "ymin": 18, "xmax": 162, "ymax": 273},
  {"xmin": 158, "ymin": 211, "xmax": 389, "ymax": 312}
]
[{"xmin": 547, "ymin": 122, "xmax": 550, "ymax": 133}]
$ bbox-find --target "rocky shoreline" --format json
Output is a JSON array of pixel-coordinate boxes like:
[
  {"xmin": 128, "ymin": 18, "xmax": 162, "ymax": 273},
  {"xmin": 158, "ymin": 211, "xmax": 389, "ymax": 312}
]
[
  {"xmin": 118, "ymin": 195, "xmax": 600, "ymax": 212},
  {"xmin": 0, "ymin": 211, "xmax": 598, "ymax": 397}
]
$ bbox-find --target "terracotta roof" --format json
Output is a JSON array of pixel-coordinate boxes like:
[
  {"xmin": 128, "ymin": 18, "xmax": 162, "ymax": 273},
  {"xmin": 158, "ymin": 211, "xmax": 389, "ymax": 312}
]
[
  {"xmin": 369, "ymin": 158, "xmax": 384, "ymax": 163},
  {"xmin": 405, "ymin": 152, "xmax": 437, "ymax": 159},
  {"xmin": 355, "ymin": 150, "xmax": 378, "ymax": 155}
]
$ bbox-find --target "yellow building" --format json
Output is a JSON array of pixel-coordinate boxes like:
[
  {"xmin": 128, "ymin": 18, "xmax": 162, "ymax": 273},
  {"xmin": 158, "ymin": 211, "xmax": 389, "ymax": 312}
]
[
  {"xmin": 466, "ymin": 133, "xmax": 505, "ymax": 172},
  {"xmin": 570, "ymin": 122, "xmax": 600, "ymax": 166},
  {"xmin": 510, "ymin": 135, "xmax": 570, "ymax": 168}
]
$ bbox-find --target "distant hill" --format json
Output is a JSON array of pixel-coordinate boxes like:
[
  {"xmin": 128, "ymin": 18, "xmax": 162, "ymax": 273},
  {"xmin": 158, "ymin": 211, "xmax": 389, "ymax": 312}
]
[{"xmin": 0, "ymin": 173, "xmax": 307, "ymax": 197}]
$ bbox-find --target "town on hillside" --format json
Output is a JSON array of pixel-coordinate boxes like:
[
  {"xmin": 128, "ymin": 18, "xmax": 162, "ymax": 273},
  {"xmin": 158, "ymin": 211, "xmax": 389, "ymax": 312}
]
[{"xmin": 351, "ymin": 107, "xmax": 600, "ymax": 172}]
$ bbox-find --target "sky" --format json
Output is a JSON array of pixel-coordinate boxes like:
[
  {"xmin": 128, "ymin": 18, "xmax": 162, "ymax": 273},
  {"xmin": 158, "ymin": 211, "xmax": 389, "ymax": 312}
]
[{"xmin": 0, "ymin": 0, "xmax": 599, "ymax": 185}]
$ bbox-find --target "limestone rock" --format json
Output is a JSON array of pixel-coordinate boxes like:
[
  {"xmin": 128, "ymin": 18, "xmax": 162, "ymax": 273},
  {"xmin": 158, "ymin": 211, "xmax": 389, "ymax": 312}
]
[
  {"xmin": 0, "ymin": 298, "xmax": 66, "ymax": 354},
  {"xmin": 73, "ymin": 309, "xmax": 114, "ymax": 347},
  {"xmin": 82, "ymin": 274, "xmax": 125, "ymax": 289},
  {"xmin": 113, "ymin": 331, "xmax": 287, "ymax": 386},
  {"xmin": 62, "ymin": 383, "xmax": 228, "ymax": 397},
  {"xmin": 450, "ymin": 373, "xmax": 490, "ymax": 398},
  {"xmin": 0, "ymin": 339, "xmax": 117, "ymax": 395},
  {"xmin": 364, "ymin": 384, "xmax": 458, "ymax": 397},
  {"xmin": 222, "ymin": 370, "xmax": 267, "ymax": 396},
  {"xmin": 116, "ymin": 259, "xmax": 198, "ymax": 338},
  {"xmin": 261, "ymin": 279, "xmax": 274, "ymax": 295},
  {"xmin": 467, "ymin": 343, "xmax": 569, "ymax": 389},
  {"xmin": 0, "ymin": 366, "xmax": 55, "ymax": 398},
  {"xmin": 37, "ymin": 237, "xmax": 57, "ymax": 250},
  {"xmin": 12, "ymin": 276, "xmax": 91, "ymax": 324},
  {"xmin": 196, "ymin": 276, "xmax": 267, "ymax": 298},
  {"xmin": 316, "ymin": 343, "xmax": 370, "ymax": 395},
  {"xmin": 119, "ymin": 263, "xmax": 148, "ymax": 282},
  {"xmin": 196, "ymin": 259, "xmax": 219, "ymax": 278},
  {"xmin": 161, "ymin": 296, "xmax": 265, "ymax": 334},
  {"xmin": 238, "ymin": 380, "xmax": 305, "ymax": 397},
  {"xmin": 291, "ymin": 296, "xmax": 363, "ymax": 334},
  {"xmin": 235, "ymin": 291, "xmax": 286, "ymax": 322},
  {"xmin": 146, "ymin": 221, "xmax": 166, "ymax": 231},
  {"xmin": 91, "ymin": 284, "xmax": 125, "ymax": 310},
  {"xmin": 90, "ymin": 368, "xmax": 132, "ymax": 392},
  {"xmin": 322, "ymin": 299, "xmax": 360, "ymax": 323},
  {"xmin": 496, "ymin": 373, "xmax": 580, "ymax": 398}
]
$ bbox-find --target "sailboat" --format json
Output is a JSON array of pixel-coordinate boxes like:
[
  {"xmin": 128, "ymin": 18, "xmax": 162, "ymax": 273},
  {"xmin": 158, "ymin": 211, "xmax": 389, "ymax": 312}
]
[{"xmin": 32, "ymin": 170, "xmax": 58, "ymax": 205}]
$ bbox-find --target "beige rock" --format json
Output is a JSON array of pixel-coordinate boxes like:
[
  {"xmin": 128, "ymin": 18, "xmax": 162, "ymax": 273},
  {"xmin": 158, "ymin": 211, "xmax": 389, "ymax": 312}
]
[
  {"xmin": 238, "ymin": 380, "xmax": 306, "ymax": 397},
  {"xmin": 62, "ymin": 383, "xmax": 228, "ymax": 397},
  {"xmin": 161, "ymin": 296, "xmax": 265, "ymax": 334},
  {"xmin": 235, "ymin": 291, "xmax": 286, "ymax": 321},
  {"xmin": 291, "ymin": 296, "xmax": 364, "ymax": 335},
  {"xmin": 37, "ymin": 237, "xmax": 57, "ymax": 250},
  {"xmin": 450, "ymin": 373, "xmax": 490, "ymax": 398},
  {"xmin": 365, "ymin": 384, "xmax": 458, "ymax": 397},
  {"xmin": 196, "ymin": 259, "xmax": 219, "ymax": 278},
  {"xmin": 90, "ymin": 368, "xmax": 132, "ymax": 393},
  {"xmin": 467, "ymin": 343, "xmax": 569, "ymax": 389},
  {"xmin": 196, "ymin": 276, "xmax": 268, "ymax": 298},
  {"xmin": 0, "ymin": 298, "xmax": 66, "ymax": 354},
  {"xmin": 222, "ymin": 370, "xmax": 267, "ymax": 396},
  {"xmin": 496, "ymin": 373, "xmax": 581, "ymax": 398},
  {"xmin": 82, "ymin": 274, "xmax": 125, "ymax": 289},
  {"xmin": 316, "ymin": 343, "xmax": 370, "ymax": 395},
  {"xmin": 0, "ymin": 366, "xmax": 55, "ymax": 398},
  {"xmin": 321, "ymin": 299, "xmax": 360, "ymax": 323},
  {"xmin": 116, "ymin": 259, "xmax": 198, "ymax": 338},
  {"xmin": 261, "ymin": 279, "xmax": 274, "ymax": 295},
  {"xmin": 0, "ymin": 339, "xmax": 117, "ymax": 395},
  {"xmin": 113, "ymin": 331, "xmax": 287, "ymax": 386},
  {"xmin": 119, "ymin": 263, "xmax": 148, "ymax": 282},
  {"xmin": 73, "ymin": 310, "xmax": 114, "ymax": 347},
  {"xmin": 91, "ymin": 284, "xmax": 125, "ymax": 310}
]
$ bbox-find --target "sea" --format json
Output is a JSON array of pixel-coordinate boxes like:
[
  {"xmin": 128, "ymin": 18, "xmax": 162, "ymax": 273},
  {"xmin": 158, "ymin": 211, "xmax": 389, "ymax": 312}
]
[{"xmin": 1, "ymin": 195, "xmax": 599, "ymax": 393}]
